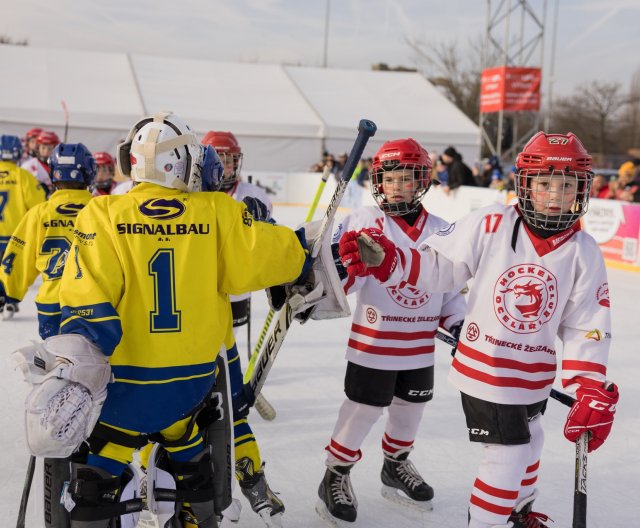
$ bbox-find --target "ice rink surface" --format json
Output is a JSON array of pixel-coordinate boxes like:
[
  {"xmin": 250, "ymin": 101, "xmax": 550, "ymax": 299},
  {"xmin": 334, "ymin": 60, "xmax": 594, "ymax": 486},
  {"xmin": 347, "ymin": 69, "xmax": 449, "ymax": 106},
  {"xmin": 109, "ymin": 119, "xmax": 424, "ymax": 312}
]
[{"xmin": 1, "ymin": 204, "xmax": 638, "ymax": 527}]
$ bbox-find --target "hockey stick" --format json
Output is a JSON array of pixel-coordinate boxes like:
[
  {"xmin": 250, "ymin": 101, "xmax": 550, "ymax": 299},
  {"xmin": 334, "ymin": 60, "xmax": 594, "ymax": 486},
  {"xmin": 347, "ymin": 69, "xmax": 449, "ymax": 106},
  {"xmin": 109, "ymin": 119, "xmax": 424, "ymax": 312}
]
[
  {"xmin": 248, "ymin": 120, "xmax": 376, "ymax": 399},
  {"xmin": 436, "ymin": 329, "xmax": 588, "ymax": 527},
  {"xmin": 245, "ymin": 165, "xmax": 331, "ymax": 382},
  {"xmin": 16, "ymin": 455, "xmax": 35, "ymax": 528},
  {"xmin": 61, "ymin": 100, "xmax": 69, "ymax": 142},
  {"xmin": 244, "ymin": 166, "xmax": 331, "ymax": 422}
]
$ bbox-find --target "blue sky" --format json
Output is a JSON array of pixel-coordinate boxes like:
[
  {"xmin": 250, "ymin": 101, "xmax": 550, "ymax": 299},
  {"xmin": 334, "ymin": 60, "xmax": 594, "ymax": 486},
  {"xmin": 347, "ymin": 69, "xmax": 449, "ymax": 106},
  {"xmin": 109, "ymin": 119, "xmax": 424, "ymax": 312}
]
[{"xmin": 4, "ymin": 0, "xmax": 638, "ymax": 97}]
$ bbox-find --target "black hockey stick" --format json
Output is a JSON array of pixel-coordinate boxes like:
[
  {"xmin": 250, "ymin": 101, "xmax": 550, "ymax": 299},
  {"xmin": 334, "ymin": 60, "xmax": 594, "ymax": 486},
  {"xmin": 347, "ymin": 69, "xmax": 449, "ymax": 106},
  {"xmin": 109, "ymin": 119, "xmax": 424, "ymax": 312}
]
[
  {"xmin": 436, "ymin": 329, "xmax": 586, "ymax": 527},
  {"xmin": 248, "ymin": 119, "xmax": 377, "ymax": 398},
  {"xmin": 16, "ymin": 455, "xmax": 35, "ymax": 528}
]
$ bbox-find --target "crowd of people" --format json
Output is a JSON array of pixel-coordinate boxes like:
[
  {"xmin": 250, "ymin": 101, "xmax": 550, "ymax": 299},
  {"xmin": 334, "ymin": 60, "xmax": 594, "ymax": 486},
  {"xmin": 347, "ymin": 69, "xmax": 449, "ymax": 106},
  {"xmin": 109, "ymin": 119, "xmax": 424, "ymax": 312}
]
[{"xmin": 0, "ymin": 121, "xmax": 622, "ymax": 528}]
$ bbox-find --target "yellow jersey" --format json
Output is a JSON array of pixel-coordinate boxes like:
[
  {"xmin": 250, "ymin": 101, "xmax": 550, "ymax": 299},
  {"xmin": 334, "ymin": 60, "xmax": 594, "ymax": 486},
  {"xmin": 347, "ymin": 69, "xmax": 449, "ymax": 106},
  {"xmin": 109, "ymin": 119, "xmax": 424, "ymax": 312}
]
[
  {"xmin": 0, "ymin": 160, "xmax": 47, "ymax": 257},
  {"xmin": 59, "ymin": 183, "xmax": 306, "ymax": 432},
  {"xmin": 0, "ymin": 188, "xmax": 92, "ymax": 338}
]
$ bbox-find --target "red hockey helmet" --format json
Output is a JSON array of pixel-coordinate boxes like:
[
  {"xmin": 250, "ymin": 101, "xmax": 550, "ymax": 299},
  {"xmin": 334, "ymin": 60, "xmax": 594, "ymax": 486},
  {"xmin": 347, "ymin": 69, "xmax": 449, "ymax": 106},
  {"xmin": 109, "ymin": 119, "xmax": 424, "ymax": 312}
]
[
  {"xmin": 201, "ymin": 131, "xmax": 243, "ymax": 190},
  {"xmin": 26, "ymin": 127, "xmax": 43, "ymax": 141},
  {"xmin": 36, "ymin": 130, "xmax": 60, "ymax": 146},
  {"xmin": 93, "ymin": 151, "xmax": 116, "ymax": 167},
  {"xmin": 370, "ymin": 138, "xmax": 433, "ymax": 216},
  {"xmin": 515, "ymin": 131, "xmax": 593, "ymax": 232}
]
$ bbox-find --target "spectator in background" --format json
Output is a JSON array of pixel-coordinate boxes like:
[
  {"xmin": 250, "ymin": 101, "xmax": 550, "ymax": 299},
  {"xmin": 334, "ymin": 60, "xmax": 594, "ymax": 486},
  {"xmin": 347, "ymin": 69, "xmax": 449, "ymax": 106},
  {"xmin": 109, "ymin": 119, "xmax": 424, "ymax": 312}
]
[
  {"xmin": 434, "ymin": 155, "xmax": 449, "ymax": 186},
  {"xmin": 481, "ymin": 155, "xmax": 503, "ymax": 188},
  {"xmin": 610, "ymin": 161, "xmax": 640, "ymax": 202},
  {"xmin": 333, "ymin": 152, "xmax": 349, "ymax": 182},
  {"xmin": 590, "ymin": 174, "xmax": 612, "ymax": 199},
  {"xmin": 441, "ymin": 146, "xmax": 476, "ymax": 193}
]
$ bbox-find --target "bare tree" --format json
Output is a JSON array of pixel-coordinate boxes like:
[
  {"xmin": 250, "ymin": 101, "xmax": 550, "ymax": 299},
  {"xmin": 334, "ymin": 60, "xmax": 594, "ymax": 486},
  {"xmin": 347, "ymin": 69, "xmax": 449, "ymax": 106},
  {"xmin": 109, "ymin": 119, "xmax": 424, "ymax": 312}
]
[
  {"xmin": 0, "ymin": 35, "xmax": 28, "ymax": 46},
  {"xmin": 406, "ymin": 37, "xmax": 486, "ymax": 123},
  {"xmin": 551, "ymin": 81, "xmax": 626, "ymax": 159}
]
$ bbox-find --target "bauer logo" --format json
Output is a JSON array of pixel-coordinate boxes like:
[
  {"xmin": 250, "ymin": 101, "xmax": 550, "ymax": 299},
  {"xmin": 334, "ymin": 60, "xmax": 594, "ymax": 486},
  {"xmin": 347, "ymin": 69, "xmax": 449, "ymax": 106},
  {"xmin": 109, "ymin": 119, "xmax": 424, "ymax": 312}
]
[
  {"xmin": 436, "ymin": 222, "xmax": 455, "ymax": 236},
  {"xmin": 56, "ymin": 203, "xmax": 85, "ymax": 217},
  {"xmin": 139, "ymin": 198, "xmax": 186, "ymax": 220},
  {"xmin": 494, "ymin": 264, "xmax": 557, "ymax": 334}
]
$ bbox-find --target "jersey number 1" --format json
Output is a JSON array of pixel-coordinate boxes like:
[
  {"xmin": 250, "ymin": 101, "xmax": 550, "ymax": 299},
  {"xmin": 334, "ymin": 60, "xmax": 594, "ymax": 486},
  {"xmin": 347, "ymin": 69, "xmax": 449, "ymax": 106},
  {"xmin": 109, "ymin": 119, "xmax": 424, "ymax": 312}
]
[{"xmin": 149, "ymin": 249, "xmax": 181, "ymax": 333}]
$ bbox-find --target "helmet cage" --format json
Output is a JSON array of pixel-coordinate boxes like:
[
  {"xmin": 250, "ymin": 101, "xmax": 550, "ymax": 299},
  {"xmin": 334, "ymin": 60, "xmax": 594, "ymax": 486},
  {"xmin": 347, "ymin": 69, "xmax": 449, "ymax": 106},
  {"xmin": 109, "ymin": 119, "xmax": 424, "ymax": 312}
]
[
  {"xmin": 218, "ymin": 151, "xmax": 243, "ymax": 191},
  {"xmin": 50, "ymin": 143, "xmax": 96, "ymax": 187},
  {"xmin": 516, "ymin": 168, "xmax": 592, "ymax": 232},
  {"xmin": 371, "ymin": 162, "xmax": 431, "ymax": 216}
]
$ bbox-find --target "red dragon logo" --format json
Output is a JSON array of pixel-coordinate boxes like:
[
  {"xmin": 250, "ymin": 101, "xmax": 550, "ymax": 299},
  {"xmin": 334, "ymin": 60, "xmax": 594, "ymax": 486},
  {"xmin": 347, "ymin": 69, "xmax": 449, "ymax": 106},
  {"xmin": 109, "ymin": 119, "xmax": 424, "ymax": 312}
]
[{"xmin": 494, "ymin": 264, "xmax": 557, "ymax": 334}]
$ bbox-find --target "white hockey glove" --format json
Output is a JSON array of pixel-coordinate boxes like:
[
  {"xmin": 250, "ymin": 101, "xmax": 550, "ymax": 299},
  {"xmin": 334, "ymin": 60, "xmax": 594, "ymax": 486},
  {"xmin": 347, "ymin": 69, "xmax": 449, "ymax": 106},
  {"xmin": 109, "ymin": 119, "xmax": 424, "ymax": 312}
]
[{"xmin": 11, "ymin": 334, "xmax": 112, "ymax": 458}]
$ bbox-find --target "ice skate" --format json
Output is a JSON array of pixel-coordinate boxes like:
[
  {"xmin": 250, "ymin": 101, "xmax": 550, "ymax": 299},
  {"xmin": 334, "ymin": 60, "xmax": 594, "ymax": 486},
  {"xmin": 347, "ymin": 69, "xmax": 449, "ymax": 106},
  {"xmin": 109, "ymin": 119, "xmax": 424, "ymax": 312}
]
[
  {"xmin": 380, "ymin": 450, "xmax": 434, "ymax": 512},
  {"xmin": 1, "ymin": 302, "xmax": 18, "ymax": 320},
  {"xmin": 236, "ymin": 457, "xmax": 284, "ymax": 527},
  {"xmin": 315, "ymin": 464, "xmax": 357, "ymax": 527},
  {"xmin": 508, "ymin": 489, "xmax": 551, "ymax": 528}
]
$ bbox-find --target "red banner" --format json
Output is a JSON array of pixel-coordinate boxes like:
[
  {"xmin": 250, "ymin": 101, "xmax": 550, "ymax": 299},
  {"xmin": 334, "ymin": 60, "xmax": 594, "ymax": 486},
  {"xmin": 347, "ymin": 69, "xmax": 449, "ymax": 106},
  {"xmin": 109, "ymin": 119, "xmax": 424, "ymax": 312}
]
[{"xmin": 480, "ymin": 66, "xmax": 541, "ymax": 113}]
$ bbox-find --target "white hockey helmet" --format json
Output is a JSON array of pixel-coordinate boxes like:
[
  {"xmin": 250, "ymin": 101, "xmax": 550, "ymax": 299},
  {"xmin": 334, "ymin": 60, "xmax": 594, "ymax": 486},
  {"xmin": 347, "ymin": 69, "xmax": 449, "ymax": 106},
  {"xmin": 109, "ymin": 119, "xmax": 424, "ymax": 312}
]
[{"xmin": 117, "ymin": 111, "xmax": 201, "ymax": 192}]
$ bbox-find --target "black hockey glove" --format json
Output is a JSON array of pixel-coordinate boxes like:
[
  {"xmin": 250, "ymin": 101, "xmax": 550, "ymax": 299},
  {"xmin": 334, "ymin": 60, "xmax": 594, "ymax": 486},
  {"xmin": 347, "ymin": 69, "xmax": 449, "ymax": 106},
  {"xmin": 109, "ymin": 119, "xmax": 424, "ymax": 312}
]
[
  {"xmin": 449, "ymin": 321, "xmax": 463, "ymax": 357},
  {"xmin": 266, "ymin": 227, "xmax": 313, "ymax": 311},
  {"xmin": 331, "ymin": 242, "xmax": 348, "ymax": 280},
  {"xmin": 242, "ymin": 196, "xmax": 272, "ymax": 223},
  {"xmin": 232, "ymin": 382, "xmax": 256, "ymax": 419}
]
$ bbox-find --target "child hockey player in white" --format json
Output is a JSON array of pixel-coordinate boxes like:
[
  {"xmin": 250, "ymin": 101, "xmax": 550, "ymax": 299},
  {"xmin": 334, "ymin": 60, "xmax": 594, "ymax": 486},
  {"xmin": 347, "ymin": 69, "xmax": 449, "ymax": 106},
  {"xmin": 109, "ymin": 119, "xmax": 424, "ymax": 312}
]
[
  {"xmin": 316, "ymin": 138, "xmax": 466, "ymax": 526},
  {"xmin": 338, "ymin": 132, "xmax": 619, "ymax": 528}
]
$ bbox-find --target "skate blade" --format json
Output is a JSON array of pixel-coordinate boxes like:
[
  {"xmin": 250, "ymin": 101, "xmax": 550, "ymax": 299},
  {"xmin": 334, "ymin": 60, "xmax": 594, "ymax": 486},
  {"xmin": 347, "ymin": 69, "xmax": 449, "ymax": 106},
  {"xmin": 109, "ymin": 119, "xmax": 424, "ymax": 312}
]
[
  {"xmin": 257, "ymin": 509, "xmax": 283, "ymax": 527},
  {"xmin": 380, "ymin": 485, "xmax": 433, "ymax": 512},
  {"xmin": 315, "ymin": 499, "xmax": 355, "ymax": 527}
]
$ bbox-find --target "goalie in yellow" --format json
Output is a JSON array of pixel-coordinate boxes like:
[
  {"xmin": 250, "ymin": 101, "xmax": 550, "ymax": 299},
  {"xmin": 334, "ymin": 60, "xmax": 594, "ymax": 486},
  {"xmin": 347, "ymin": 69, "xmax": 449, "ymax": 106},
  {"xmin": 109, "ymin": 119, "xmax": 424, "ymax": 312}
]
[
  {"xmin": 0, "ymin": 143, "xmax": 95, "ymax": 337},
  {"xmin": 11, "ymin": 112, "xmax": 320, "ymax": 528}
]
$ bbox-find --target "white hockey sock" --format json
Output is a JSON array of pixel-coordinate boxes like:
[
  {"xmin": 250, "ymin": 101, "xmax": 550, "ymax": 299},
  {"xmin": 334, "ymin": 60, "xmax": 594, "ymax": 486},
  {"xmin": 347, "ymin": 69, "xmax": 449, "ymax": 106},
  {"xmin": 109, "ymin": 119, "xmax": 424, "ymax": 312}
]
[
  {"xmin": 326, "ymin": 399, "xmax": 383, "ymax": 465},
  {"xmin": 382, "ymin": 397, "xmax": 426, "ymax": 456},
  {"xmin": 518, "ymin": 416, "xmax": 544, "ymax": 501},
  {"xmin": 468, "ymin": 443, "xmax": 531, "ymax": 528}
]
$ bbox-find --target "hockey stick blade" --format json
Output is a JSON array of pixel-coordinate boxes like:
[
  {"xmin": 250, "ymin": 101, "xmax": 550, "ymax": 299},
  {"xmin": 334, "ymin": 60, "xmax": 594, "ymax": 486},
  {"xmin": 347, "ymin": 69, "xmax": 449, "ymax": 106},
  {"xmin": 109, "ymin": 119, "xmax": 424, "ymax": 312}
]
[{"xmin": 248, "ymin": 119, "xmax": 376, "ymax": 398}]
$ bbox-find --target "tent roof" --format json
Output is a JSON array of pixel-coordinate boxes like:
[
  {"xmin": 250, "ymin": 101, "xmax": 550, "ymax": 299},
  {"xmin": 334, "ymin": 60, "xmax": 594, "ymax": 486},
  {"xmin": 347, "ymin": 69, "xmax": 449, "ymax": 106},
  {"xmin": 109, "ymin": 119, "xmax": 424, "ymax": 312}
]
[
  {"xmin": 0, "ymin": 45, "xmax": 479, "ymax": 157},
  {"xmin": 285, "ymin": 66, "xmax": 479, "ymax": 146}
]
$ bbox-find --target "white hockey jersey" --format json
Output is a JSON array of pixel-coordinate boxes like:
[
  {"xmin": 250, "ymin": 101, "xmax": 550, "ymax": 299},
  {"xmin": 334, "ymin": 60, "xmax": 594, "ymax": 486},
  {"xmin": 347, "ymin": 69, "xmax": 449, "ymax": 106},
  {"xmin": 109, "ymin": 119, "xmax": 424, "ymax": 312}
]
[
  {"xmin": 226, "ymin": 180, "xmax": 273, "ymax": 303},
  {"xmin": 383, "ymin": 203, "xmax": 612, "ymax": 404},
  {"xmin": 20, "ymin": 156, "xmax": 52, "ymax": 190},
  {"xmin": 335, "ymin": 206, "xmax": 466, "ymax": 371}
]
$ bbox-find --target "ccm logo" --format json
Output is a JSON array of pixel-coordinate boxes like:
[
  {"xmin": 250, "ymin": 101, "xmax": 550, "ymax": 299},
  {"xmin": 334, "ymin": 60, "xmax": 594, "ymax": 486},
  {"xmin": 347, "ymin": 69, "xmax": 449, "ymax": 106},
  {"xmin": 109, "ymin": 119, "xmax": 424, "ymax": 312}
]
[
  {"xmin": 408, "ymin": 389, "xmax": 433, "ymax": 396},
  {"xmin": 469, "ymin": 428, "xmax": 490, "ymax": 436},
  {"xmin": 589, "ymin": 401, "xmax": 616, "ymax": 412}
]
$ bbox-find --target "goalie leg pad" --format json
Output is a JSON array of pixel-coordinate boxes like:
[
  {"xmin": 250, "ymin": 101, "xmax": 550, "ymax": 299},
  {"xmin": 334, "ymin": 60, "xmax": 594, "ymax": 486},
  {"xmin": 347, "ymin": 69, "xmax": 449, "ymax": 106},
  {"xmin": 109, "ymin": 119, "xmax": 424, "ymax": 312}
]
[{"xmin": 63, "ymin": 463, "xmax": 142, "ymax": 527}]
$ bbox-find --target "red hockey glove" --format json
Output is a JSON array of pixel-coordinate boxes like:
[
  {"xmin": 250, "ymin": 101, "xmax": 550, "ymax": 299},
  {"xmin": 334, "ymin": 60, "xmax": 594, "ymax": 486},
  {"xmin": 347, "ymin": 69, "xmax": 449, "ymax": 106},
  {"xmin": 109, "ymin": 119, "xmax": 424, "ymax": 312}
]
[
  {"xmin": 338, "ymin": 228, "xmax": 397, "ymax": 281},
  {"xmin": 564, "ymin": 381, "xmax": 619, "ymax": 453}
]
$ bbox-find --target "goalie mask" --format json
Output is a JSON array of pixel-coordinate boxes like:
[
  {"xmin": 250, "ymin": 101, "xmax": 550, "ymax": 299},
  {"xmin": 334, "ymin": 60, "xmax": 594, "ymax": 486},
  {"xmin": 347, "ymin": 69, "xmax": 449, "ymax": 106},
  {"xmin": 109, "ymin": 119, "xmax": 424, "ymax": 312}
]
[
  {"xmin": 201, "ymin": 130, "xmax": 243, "ymax": 191},
  {"xmin": 117, "ymin": 112, "xmax": 201, "ymax": 192},
  {"xmin": 515, "ymin": 132, "xmax": 593, "ymax": 233},
  {"xmin": 371, "ymin": 138, "xmax": 433, "ymax": 216}
]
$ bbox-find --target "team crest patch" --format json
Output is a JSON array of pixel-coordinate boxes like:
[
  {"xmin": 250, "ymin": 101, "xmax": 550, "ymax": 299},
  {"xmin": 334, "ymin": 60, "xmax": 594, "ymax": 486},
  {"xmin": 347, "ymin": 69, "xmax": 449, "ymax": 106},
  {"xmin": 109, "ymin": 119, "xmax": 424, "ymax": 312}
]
[
  {"xmin": 386, "ymin": 285, "xmax": 431, "ymax": 309},
  {"xmin": 366, "ymin": 307, "xmax": 377, "ymax": 324},
  {"xmin": 494, "ymin": 264, "xmax": 557, "ymax": 334},
  {"xmin": 596, "ymin": 283, "xmax": 610, "ymax": 308},
  {"xmin": 139, "ymin": 198, "xmax": 186, "ymax": 220},
  {"xmin": 585, "ymin": 329, "xmax": 603, "ymax": 341},
  {"xmin": 55, "ymin": 203, "xmax": 85, "ymax": 217}
]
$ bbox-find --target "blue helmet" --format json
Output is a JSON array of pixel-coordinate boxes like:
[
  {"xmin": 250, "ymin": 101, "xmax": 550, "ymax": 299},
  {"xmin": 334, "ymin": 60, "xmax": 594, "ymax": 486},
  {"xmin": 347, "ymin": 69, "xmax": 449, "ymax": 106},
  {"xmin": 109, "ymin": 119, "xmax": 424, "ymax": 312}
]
[
  {"xmin": 50, "ymin": 143, "xmax": 96, "ymax": 187},
  {"xmin": 0, "ymin": 135, "xmax": 23, "ymax": 163},
  {"xmin": 199, "ymin": 144, "xmax": 224, "ymax": 192}
]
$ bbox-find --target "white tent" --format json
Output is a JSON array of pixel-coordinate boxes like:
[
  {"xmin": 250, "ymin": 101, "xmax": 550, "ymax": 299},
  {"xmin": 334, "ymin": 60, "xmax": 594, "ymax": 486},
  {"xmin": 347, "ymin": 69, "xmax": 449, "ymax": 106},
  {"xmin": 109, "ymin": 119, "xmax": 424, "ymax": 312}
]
[{"xmin": 0, "ymin": 45, "xmax": 480, "ymax": 171}]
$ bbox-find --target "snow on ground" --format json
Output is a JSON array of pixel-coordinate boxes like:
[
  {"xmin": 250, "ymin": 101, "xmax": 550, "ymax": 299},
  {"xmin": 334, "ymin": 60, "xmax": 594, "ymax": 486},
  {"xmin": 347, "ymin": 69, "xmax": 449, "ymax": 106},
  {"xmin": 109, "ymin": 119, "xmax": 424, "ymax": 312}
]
[{"xmin": 1, "ymin": 205, "xmax": 639, "ymax": 527}]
